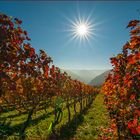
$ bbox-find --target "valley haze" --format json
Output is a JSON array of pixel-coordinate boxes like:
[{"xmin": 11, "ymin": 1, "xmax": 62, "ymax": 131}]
[{"xmin": 61, "ymin": 69, "xmax": 110, "ymax": 84}]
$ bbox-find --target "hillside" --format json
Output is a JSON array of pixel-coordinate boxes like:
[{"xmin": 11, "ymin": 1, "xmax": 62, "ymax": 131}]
[
  {"xmin": 62, "ymin": 69, "xmax": 108, "ymax": 84},
  {"xmin": 60, "ymin": 69, "xmax": 85, "ymax": 82},
  {"xmin": 89, "ymin": 70, "xmax": 111, "ymax": 86}
]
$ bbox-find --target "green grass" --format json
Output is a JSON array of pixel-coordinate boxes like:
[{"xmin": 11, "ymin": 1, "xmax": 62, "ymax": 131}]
[
  {"xmin": 73, "ymin": 94, "xmax": 110, "ymax": 140},
  {"xmin": 0, "ymin": 101, "xmax": 81, "ymax": 139},
  {"xmin": 0, "ymin": 106, "xmax": 54, "ymax": 139},
  {"xmin": 0, "ymin": 94, "xmax": 110, "ymax": 140}
]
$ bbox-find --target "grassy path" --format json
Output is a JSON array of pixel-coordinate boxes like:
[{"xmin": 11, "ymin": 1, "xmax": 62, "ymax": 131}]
[
  {"xmin": 73, "ymin": 93, "xmax": 111, "ymax": 140},
  {"xmin": 0, "ymin": 94, "xmax": 111, "ymax": 140}
]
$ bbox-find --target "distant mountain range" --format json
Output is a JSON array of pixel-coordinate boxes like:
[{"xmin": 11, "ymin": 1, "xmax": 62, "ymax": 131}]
[
  {"xmin": 89, "ymin": 70, "xmax": 111, "ymax": 86},
  {"xmin": 61, "ymin": 69, "xmax": 110, "ymax": 84}
]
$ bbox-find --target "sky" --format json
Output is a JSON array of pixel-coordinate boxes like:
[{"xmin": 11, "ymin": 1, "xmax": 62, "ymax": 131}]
[{"xmin": 0, "ymin": 1, "xmax": 140, "ymax": 70}]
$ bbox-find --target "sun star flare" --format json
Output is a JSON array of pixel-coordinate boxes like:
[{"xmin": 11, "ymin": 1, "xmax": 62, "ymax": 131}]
[
  {"xmin": 76, "ymin": 23, "xmax": 88, "ymax": 36},
  {"xmin": 64, "ymin": 13, "xmax": 96, "ymax": 45}
]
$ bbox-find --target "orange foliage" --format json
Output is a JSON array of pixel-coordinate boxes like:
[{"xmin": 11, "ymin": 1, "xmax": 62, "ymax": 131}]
[{"xmin": 102, "ymin": 19, "xmax": 140, "ymax": 139}]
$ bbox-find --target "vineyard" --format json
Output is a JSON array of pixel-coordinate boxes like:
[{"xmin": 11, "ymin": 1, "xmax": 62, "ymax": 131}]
[
  {"xmin": 0, "ymin": 13, "xmax": 140, "ymax": 140},
  {"xmin": 101, "ymin": 20, "xmax": 140, "ymax": 139}
]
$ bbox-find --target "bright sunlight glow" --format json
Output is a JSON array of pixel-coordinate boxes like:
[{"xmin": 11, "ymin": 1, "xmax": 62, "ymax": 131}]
[
  {"xmin": 65, "ymin": 15, "xmax": 96, "ymax": 44},
  {"xmin": 76, "ymin": 23, "xmax": 88, "ymax": 36},
  {"xmin": 64, "ymin": 11, "xmax": 101, "ymax": 46},
  {"xmin": 71, "ymin": 19, "xmax": 93, "ymax": 43}
]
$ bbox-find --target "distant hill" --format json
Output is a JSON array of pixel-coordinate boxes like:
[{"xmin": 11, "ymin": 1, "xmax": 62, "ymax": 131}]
[
  {"xmin": 89, "ymin": 70, "xmax": 111, "ymax": 86},
  {"xmin": 60, "ymin": 69, "xmax": 85, "ymax": 82},
  {"xmin": 61, "ymin": 69, "xmax": 109, "ymax": 84}
]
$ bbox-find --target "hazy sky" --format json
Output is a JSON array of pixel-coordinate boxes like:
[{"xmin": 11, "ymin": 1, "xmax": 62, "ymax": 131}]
[{"xmin": 0, "ymin": 1, "xmax": 140, "ymax": 69}]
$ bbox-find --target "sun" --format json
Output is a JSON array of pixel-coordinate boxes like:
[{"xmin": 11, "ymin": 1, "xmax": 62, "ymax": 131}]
[
  {"xmin": 71, "ymin": 18, "xmax": 93, "ymax": 42},
  {"xmin": 76, "ymin": 23, "xmax": 88, "ymax": 36},
  {"xmin": 64, "ymin": 14, "xmax": 96, "ymax": 44},
  {"xmin": 63, "ymin": 10, "xmax": 100, "ymax": 46}
]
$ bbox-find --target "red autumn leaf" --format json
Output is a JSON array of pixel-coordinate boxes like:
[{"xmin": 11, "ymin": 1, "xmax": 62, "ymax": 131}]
[
  {"xmin": 131, "ymin": 26, "xmax": 140, "ymax": 35},
  {"xmin": 127, "ymin": 55, "xmax": 136, "ymax": 64},
  {"xmin": 127, "ymin": 20, "xmax": 140, "ymax": 28},
  {"xmin": 131, "ymin": 128, "xmax": 137, "ymax": 135},
  {"xmin": 130, "ymin": 94, "xmax": 136, "ymax": 100},
  {"xmin": 128, "ymin": 121, "xmax": 132, "ymax": 129},
  {"xmin": 110, "ymin": 57, "xmax": 118, "ymax": 66},
  {"xmin": 133, "ymin": 119, "xmax": 138, "ymax": 126},
  {"xmin": 136, "ymin": 52, "xmax": 140, "ymax": 59},
  {"xmin": 136, "ymin": 125, "xmax": 140, "ymax": 134},
  {"xmin": 24, "ymin": 43, "xmax": 30, "ymax": 50},
  {"xmin": 14, "ymin": 18, "xmax": 22, "ymax": 25},
  {"xmin": 51, "ymin": 65, "xmax": 55, "ymax": 73},
  {"xmin": 44, "ymin": 65, "xmax": 49, "ymax": 78},
  {"xmin": 134, "ymin": 110, "xmax": 140, "ymax": 116},
  {"xmin": 12, "ymin": 73, "xmax": 17, "ymax": 79},
  {"xmin": 29, "ymin": 48, "xmax": 35, "ymax": 57}
]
